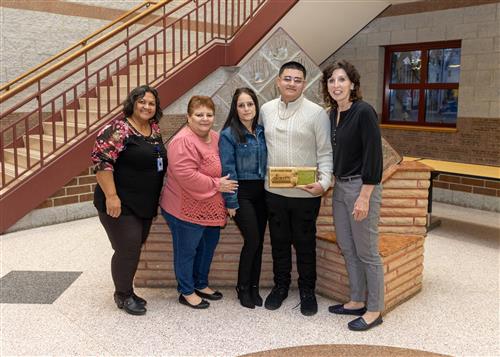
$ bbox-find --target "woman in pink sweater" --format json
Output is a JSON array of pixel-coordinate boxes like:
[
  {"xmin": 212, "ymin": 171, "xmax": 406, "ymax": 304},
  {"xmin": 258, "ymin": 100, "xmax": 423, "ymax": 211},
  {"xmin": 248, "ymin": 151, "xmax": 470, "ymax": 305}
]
[{"xmin": 160, "ymin": 96, "xmax": 237, "ymax": 309}]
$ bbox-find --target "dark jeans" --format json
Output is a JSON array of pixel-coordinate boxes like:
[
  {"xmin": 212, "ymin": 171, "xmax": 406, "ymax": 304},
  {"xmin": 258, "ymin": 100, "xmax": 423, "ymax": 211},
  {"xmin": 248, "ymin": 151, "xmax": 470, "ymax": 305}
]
[
  {"xmin": 162, "ymin": 210, "xmax": 220, "ymax": 295},
  {"xmin": 98, "ymin": 211, "xmax": 152, "ymax": 296},
  {"xmin": 265, "ymin": 192, "xmax": 321, "ymax": 291},
  {"xmin": 233, "ymin": 180, "xmax": 267, "ymax": 288}
]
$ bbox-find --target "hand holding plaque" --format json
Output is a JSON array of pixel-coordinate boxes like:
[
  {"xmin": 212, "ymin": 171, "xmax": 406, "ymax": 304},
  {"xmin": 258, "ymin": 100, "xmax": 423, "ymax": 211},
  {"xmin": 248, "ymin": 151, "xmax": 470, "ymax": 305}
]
[{"xmin": 268, "ymin": 167, "xmax": 317, "ymax": 188}]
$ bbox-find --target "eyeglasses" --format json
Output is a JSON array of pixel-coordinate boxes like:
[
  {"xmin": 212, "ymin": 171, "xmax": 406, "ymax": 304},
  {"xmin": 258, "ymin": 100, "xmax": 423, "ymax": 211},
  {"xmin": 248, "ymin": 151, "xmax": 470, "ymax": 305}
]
[{"xmin": 280, "ymin": 76, "xmax": 304, "ymax": 84}]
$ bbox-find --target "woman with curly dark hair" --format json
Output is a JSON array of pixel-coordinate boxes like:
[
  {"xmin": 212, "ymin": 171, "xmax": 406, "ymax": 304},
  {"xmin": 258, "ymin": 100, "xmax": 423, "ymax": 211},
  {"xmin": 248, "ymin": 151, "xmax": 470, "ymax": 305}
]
[
  {"xmin": 322, "ymin": 60, "xmax": 384, "ymax": 331},
  {"xmin": 91, "ymin": 85, "xmax": 166, "ymax": 315}
]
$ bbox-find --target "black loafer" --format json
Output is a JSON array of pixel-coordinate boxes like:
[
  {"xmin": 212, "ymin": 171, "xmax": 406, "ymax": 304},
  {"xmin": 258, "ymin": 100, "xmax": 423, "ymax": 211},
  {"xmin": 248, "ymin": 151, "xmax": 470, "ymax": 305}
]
[
  {"xmin": 195, "ymin": 289, "xmax": 223, "ymax": 301},
  {"xmin": 329, "ymin": 304, "xmax": 367, "ymax": 316},
  {"xmin": 179, "ymin": 294, "xmax": 210, "ymax": 309},
  {"xmin": 348, "ymin": 315, "xmax": 383, "ymax": 331}
]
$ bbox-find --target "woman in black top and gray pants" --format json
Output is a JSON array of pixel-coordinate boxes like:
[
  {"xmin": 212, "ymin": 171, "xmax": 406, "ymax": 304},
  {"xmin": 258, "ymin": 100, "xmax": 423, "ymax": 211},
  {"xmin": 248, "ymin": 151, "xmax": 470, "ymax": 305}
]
[
  {"xmin": 92, "ymin": 85, "xmax": 166, "ymax": 316},
  {"xmin": 322, "ymin": 60, "xmax": 384, "ymax": 331}
]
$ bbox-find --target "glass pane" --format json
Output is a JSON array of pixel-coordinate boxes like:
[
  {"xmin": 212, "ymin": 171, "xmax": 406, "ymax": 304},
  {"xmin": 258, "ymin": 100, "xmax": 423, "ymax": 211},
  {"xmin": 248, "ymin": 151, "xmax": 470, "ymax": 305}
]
[
  {"xmin": 428, "ymin": 48, "xmax": 461, "ymax": 83},
  {"xmin": 389, "ymin": 89, "xmax": 419, "ymax": 122},
  {"xmin": 425, "ymin": 89, "xmax": 458, "ymax": 124},
  {"xmin": 390, "ymin": 51, "xmax": 421, "ymax": 83}
]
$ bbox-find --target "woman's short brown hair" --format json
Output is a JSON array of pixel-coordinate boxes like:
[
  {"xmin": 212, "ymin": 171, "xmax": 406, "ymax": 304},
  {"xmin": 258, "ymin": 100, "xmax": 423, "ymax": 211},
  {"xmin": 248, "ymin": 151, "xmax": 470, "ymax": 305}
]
[
  {"xmin": 187, "ymin": 96, "xmax": 215, "ymax": 115},
  {"xmin": 322, "ymin": 60, "xmax": 362, "ymax": 110}
]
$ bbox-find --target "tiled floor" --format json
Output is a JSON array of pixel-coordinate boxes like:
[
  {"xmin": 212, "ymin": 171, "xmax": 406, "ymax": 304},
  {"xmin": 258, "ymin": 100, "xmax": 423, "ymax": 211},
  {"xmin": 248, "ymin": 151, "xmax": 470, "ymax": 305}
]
[{"xmin": 0, "ymin": 202, "xmax": 499, "ymax": 356}]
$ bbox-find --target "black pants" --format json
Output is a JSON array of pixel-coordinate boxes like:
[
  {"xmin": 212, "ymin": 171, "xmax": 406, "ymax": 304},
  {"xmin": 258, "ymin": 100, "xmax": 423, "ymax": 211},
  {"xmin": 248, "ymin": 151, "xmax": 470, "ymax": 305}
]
[
  {"xmin": 233, "ymin": 180, "xmax": 267, "ymax": 288},
  {"xmin": 266, "ymin": 192, "xmax": 321, "ymax": 291},
  {"xmin": 98, "ymin": 211, "xmax": 152, "ymax": 296}
]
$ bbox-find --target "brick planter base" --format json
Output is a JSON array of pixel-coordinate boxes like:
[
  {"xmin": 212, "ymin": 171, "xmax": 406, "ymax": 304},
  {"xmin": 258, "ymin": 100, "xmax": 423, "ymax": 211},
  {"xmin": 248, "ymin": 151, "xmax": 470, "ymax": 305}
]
[
  {"xmin": 137, "ymin": 161, "xmax": 431, "ymax": 312},
  {"xmin": 316, "ymin": 232, "xmax": 425, "ymax": 312}
]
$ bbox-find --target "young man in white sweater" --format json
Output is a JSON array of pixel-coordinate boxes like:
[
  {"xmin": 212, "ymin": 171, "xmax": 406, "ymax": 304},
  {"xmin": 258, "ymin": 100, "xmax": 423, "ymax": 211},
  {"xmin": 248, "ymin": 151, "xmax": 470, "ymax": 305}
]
[{"xmin": 260, "ymin": 61, "xmax": 333, "ymax": 316}]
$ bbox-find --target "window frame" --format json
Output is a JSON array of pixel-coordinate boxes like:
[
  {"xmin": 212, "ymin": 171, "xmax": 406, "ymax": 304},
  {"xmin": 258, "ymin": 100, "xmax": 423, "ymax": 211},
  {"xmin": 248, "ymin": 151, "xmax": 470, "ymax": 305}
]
[{"xmin": 382, "ymin": 40, "xmax": 462, "ymax": 128}]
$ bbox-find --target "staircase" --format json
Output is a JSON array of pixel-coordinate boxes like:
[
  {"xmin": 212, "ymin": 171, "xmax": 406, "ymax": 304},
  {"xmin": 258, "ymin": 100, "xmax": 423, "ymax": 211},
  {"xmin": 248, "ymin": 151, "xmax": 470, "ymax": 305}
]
[{"xmin": 0, "ymin": 0, "xmax": 298, "ymax": 233}]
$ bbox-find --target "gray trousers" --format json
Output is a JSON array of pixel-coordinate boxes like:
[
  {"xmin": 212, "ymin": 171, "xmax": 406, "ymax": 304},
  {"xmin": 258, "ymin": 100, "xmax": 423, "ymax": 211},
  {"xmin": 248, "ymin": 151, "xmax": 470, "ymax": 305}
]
[{"xmin": 333, "ymin": 178, "xmax": 384, "ymax": 311}]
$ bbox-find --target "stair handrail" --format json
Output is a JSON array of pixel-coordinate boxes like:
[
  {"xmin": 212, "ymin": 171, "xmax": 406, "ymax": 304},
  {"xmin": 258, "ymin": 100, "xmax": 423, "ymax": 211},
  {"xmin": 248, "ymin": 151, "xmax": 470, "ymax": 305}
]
[
  {"xmin": 0, "ymin": 0, "xmax": 269, "ymax": 191},
  {"xmin": 0, "ymin": 0, "xmax": 171, "ymax": 104}
]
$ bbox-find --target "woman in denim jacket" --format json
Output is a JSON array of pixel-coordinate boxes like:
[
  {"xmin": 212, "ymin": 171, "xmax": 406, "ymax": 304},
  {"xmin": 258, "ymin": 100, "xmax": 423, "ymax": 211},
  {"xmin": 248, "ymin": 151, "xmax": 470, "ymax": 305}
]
[{"xmin": 219, "ymin": 87, "xmax": 267, "ymax": 309}]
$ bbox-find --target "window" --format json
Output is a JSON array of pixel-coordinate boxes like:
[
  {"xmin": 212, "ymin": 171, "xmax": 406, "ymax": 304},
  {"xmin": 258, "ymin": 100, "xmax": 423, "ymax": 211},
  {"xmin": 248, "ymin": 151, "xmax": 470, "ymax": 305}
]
[{"xmin": 382, "ymin": 40, "xmax": 461, "ymax": 127}]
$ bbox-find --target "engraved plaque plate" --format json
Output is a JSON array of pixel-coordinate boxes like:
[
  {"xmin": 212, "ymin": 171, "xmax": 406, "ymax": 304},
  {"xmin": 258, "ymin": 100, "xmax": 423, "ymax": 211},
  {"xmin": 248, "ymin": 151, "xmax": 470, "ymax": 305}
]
[{"xmin": 269, "ymin": 167, "xmax": 317, "ymax": 188}]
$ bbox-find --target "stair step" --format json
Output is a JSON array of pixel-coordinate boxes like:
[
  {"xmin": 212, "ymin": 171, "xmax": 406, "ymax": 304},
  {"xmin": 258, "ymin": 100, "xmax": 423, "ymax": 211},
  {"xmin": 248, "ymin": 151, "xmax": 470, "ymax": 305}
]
[
  {"xmin": 99, "ymin": 85, "xmax": 131, "ymax": 99},
  {"xmin": 42, "ymin": 121, "xmax": 88, "ymax": 138},
  {"xmin": 24, "ymin": 134, "xmax": 65, "ymax": 153},
  {"xmin": 78, "ymin": 97, "xmax": 120, "ymax": 111},
  {"xmin": 3, "ymin": 147, "xmax": 41, "ymax": 168},
  {"xmin": 111, "ymin": 72, "xmax": 158, "ymax": 86},
  {"xmin": 142, "ymin": 53, "xmax": 174, "ymax": 64},
  {"xmin": 129, "ymin": 63, "xmax": 172, "ymax": 73},
  {"xmin": 63, "ymin": 109, "xmax": 100, "ymax": 126}
]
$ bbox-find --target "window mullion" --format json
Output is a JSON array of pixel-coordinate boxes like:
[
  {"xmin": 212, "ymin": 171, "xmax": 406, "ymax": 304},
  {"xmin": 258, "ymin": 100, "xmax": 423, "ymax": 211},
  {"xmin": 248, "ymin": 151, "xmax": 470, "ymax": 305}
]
[{"xmin": 418, "ymin": 48, "xmax": 429, "ymax": 125}]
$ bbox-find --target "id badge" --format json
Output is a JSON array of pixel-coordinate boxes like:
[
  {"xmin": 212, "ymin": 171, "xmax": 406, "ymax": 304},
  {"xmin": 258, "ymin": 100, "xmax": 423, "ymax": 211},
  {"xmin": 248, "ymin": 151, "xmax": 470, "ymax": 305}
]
[{"xmin": 157, "ymin": 157, "xmax": 164, "ymax": 172}]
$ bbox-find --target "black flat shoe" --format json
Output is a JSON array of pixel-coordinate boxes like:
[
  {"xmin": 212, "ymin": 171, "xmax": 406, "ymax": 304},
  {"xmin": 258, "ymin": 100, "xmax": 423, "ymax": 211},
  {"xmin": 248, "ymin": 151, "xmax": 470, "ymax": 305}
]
[
  {"xmin": 329, "ymin": 304, "xmax": 367, "ymax": 316},
  {"xmin": 195, "ymin": 289, "xmax": 223, "ymax": 301},
  {"xmin": 114, "ymin": 294, "xmax": 147, "ymax": 315},
  {"xmin": 348, "ymin": 315, "xmax": 383, "ymax": 331},
  {"xmin": 179, "ymin": 294, "xmax": 210, "ymax": 309},
  {"xmin": 132, "ymin": 292, "xmax": 147, "ymax": 306}
]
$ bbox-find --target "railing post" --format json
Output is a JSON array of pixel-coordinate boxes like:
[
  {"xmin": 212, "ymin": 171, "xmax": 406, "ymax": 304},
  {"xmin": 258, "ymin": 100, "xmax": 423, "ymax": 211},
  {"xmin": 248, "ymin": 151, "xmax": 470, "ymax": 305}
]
[
  {"xmin": 162, "ymin": 4, "xmax": 167, "ymax": 79},
  {"xmin": 37, "ymin": 81, "xmax": 45, "ymax": 166},
  {"xmin": 195, "ymin": 0, "xmax": 199, "ymax": 55}
]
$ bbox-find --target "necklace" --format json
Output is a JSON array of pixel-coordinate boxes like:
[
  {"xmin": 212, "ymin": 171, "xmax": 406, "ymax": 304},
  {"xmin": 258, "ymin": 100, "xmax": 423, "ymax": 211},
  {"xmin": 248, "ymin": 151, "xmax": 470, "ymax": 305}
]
[
  {"xmin": 128, "ymin": 117, "xmax": 151, "ymax": 137},
  {"xmin": 277, "ymin": 98, "xmax": 302, "ymax": 120}
]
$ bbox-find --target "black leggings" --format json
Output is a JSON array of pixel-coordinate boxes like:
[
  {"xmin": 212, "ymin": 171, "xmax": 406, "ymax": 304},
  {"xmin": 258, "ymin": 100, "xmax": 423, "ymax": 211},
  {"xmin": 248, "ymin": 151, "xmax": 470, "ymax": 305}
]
[
  {"xmin": 98, "ymin": 212, "xmax": 152, "ymax": 296},
  {"xmin": 233, "ymin": 180, "xmax": 267, "ymax": 288}
]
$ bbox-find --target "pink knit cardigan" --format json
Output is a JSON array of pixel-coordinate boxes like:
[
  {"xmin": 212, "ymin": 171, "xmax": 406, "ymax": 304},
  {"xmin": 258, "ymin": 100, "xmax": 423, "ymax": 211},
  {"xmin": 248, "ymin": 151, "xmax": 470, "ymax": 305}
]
[{"xmin": 160, "ymin": 126, "xmax": 227, "ymax": 226}]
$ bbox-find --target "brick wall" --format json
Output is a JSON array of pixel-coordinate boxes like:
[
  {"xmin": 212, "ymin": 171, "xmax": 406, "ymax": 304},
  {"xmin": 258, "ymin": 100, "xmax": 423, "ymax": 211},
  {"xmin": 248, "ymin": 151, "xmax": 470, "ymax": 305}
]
[
  {"xmin": 36, "ymin": 167, "xmax": 96, "ymax": 209},
  {"xmin": 434, "ymin": 174, "xmax": 500, "ymax": 198},
  {"xmin": 381, "ymin": 118, "xmax": 500, "ymax": 166},
  {"xmin": 136, "ymin": 161, "xmax": 431, "ymax": 288}
]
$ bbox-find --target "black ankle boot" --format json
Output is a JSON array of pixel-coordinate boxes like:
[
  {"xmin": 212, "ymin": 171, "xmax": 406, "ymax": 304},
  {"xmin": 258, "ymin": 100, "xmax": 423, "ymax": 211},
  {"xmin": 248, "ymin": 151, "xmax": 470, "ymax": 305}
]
[
  {"xmin": 236, "ymin": 286, "xmax": 255, "ymax": 309},
  {"xmin": 114, "ymin": 292, "xmax": 147, "ymax": 315},
  {"xmin": 250, "ymin": 286, "xmax": 263, "ymax": 307}
]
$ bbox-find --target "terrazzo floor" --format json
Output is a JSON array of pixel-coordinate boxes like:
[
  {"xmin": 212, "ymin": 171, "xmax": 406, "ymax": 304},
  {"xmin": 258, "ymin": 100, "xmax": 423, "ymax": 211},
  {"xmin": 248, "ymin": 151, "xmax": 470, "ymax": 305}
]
[{"xmin": 1, "ymin": 202, "xmax": 499, "ymax": 357}]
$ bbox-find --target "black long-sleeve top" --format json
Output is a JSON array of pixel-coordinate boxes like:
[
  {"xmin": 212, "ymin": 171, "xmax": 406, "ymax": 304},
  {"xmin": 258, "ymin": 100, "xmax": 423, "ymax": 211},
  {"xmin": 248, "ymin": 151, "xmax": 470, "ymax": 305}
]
[
  {"xmin": 330, "ymin": 100, "xmax": 382, "ymax": 185},
  {"xmin": 92, "ymin": 119, "xmax": 167, "ymax": 219}
]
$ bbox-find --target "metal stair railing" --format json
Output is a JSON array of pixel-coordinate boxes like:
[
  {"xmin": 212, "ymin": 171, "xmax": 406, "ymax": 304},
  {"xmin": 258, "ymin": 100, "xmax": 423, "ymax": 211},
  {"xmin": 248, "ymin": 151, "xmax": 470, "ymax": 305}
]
[{"xmin": 0, "ymin": 0, "xmax": 266, "ymax": 190}]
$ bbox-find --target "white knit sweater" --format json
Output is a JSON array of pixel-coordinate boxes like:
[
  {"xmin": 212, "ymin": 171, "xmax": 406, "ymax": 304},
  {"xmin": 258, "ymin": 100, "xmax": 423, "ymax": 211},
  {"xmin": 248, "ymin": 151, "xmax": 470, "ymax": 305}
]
[{"xmin": 260, "ymin": 95, "xmax": 333, "ymax": 198}]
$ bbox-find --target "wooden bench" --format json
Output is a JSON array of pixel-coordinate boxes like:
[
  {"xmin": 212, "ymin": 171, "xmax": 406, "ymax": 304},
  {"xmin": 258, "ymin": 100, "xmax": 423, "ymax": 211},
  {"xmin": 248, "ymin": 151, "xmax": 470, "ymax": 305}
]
[{"xmin": 316, "ymin": 232, "xmax": 425, "ymax": 313}]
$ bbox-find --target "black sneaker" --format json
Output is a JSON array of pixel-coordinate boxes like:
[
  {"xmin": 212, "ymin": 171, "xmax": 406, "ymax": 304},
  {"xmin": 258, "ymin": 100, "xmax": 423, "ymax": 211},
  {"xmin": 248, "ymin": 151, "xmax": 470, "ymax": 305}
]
[
  {"xmin": 299, "ymin": 289, "xmax": 318, "ymax": 316},
  {"xmin": 264, "ymin": 286, "xmax": 288, "ymax": 310}
]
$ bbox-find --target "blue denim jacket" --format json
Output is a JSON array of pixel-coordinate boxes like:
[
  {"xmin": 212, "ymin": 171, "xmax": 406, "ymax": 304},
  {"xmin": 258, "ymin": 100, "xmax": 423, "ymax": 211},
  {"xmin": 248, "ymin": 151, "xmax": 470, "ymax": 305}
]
[{"xmin": 219, "ymin": 125, "xmax": 267, "ymax": 209}]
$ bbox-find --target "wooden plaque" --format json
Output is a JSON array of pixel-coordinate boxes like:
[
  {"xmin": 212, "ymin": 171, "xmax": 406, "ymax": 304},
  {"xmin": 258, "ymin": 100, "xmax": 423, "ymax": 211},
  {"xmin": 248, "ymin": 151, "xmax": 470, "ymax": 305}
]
[{"xmin": 268, "ymin": 167, "xmax": 317, "ymax": 188}]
